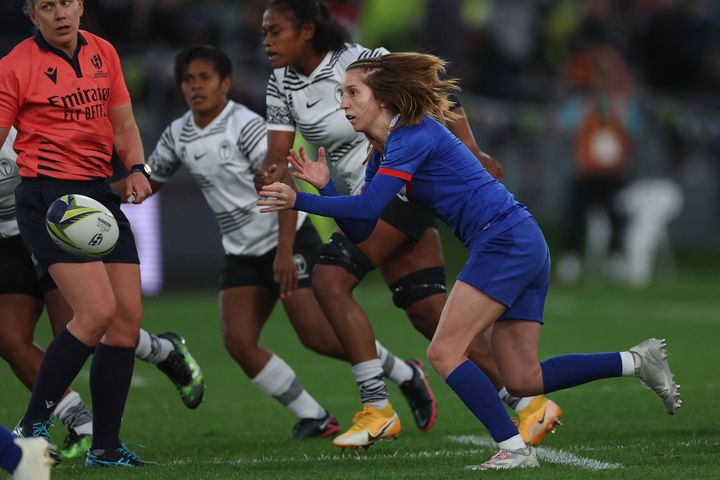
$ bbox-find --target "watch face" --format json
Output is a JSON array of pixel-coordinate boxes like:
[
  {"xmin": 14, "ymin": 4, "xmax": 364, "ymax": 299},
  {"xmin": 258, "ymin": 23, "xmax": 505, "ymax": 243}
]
[{"xmin": 142, "ymin": 164, "xmax": 152, "ymax": 176}]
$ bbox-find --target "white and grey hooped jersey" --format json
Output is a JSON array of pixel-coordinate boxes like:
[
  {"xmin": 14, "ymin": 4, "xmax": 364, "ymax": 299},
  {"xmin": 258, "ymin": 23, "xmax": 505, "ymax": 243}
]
[
  {"xmin": 147, "ymin": 100, "xmax": 307, "ymax": 257},
  {"xmin": 266, "ymin": 43, "xmax": 388, "ymax": 195},
  {"xmin": 0, "ymin": 128, "xmax": 20, "ymax": 238}
]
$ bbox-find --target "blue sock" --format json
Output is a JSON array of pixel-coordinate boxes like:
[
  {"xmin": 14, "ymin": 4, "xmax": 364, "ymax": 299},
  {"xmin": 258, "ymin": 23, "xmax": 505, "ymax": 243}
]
[
  {"xmin": 541, "ymin": 352, "xmax": 622, "ymax": 393},
  {"xmin": 446, "ymin": 360, "xmax": 518, "ymax": 443},
  {"xmin": 0, "ymin": 425, "xmax": 22, "ymax": 474}
]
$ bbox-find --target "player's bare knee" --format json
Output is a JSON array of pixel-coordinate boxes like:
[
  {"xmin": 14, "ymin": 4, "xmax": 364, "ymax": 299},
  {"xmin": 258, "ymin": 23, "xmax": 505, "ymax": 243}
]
[{"xmin": 426, "ymin": 341, "xmax": 459, "ymax": 378}]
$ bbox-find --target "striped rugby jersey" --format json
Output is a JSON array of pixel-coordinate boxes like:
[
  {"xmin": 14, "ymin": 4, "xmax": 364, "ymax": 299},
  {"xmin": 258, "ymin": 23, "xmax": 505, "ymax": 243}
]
[
  {"xmin": 266, "ymin": 43, "xmax": 388, "ymax": 195},
  {"xmin": 147, "ymin": 100, "xmax": 307, "ymax": 257},
  {"xmin": 0, "ymin": 127, "xmax": 19, "ymax": 238}
]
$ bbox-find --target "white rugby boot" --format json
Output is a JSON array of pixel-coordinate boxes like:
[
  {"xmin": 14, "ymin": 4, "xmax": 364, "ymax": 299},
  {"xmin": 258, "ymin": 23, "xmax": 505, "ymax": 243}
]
[
  {"xmin": 629, "ymin": 338, "xmax": 682, "ymax": 414},
  {"xmin": 465, "ymin": 447, "xmax": 539, "ymax": 470}
]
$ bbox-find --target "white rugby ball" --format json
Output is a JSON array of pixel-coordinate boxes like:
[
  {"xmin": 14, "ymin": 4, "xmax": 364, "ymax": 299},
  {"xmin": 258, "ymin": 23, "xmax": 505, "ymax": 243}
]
[{"xmin": 46, "ymin": 194, "xmax": 119, "ymax": 259}]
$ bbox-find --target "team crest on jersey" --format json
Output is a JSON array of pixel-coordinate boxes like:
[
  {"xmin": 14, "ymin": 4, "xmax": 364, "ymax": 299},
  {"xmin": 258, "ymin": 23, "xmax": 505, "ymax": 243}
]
[
  {"xmin": 294, "ymin": 254, "xmax": 309, "ymax": 280},
  {"xmin": 0, "ymin": 158, "xmax": 15, "ymax": 177},
  {"xmin": 91, "ymin": 54, "xmax": 103, "ymax": 69},
  {"xmin": 218, "ymin": 140, "xmax": 232, "ymax": 161}
]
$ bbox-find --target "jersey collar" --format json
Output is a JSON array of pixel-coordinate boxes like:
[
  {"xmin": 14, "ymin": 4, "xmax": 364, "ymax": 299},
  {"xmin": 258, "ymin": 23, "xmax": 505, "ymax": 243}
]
[{"xmin": 34, "ymin": 31, "xmax": 88, "ymax": 78}]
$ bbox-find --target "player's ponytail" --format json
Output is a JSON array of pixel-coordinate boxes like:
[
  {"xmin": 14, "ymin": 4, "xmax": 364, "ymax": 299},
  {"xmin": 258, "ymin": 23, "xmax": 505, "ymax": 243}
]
[
  {"xmin": 347, "ymin": 53, "xmax": 460, "ymax": 128},
  {"xmin": 266, "ymin": 0, "xmax": 350, "ymax": 54}
]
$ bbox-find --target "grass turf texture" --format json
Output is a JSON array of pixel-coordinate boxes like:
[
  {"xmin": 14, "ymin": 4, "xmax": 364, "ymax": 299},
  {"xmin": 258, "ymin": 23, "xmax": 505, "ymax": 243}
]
[{"xmin": 1, "ymin": 257, "xmax": 719, "ymax": 478}]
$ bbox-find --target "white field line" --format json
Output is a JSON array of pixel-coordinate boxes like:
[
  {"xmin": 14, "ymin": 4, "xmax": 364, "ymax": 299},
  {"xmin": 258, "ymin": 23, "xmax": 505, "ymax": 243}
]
[
  {"xmin": 447, "ymin": 435, "xmax": 623, "ymax": 470},
  {"xmin": 207, "ymin": 449, "xmax": 486, "ymax": 466}
]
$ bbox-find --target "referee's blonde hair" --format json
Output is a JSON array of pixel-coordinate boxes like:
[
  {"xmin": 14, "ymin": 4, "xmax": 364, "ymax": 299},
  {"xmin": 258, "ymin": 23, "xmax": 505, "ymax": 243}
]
[{"xmin": 346, "ymin": 53, "xmax": 460, "ymax": 129}]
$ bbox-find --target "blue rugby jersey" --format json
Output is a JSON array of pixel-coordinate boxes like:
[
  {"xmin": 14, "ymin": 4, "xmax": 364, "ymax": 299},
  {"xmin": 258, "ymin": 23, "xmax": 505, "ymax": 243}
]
[{"xmin": 294, "ymin": 115, "xmax": 531, "ymax": 246}]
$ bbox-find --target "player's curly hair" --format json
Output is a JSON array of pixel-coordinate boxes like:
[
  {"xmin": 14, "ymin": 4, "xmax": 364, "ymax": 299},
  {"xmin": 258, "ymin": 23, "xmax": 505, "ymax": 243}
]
[
  {"xmin": 346, "ymin": 53, "xmax": 460, "ymax": 129},
  {"xmin": 266, "ymin": 0, "xmax": 350, "ymax": 54}
]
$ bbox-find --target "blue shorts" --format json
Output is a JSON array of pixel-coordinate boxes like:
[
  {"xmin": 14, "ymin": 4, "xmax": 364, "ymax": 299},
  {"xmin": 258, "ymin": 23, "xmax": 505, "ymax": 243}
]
[
  {"xmin": 14, "ymin": 178, "xmax": 139, "ymax": 279},
  {"xmin": 457, "ymin": 217, "xmax": 550, "ymax": 323}
]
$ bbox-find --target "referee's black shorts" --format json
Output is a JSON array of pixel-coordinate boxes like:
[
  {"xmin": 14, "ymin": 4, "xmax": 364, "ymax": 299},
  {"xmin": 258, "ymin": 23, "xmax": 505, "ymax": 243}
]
[{"xmin": 15, "ymin": 178, "xmax": 139, "ymax": 279}]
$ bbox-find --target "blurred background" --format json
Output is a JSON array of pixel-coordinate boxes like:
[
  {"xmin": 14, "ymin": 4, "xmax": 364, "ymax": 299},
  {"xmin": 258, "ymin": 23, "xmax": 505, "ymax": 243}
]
[{"xmin": 2, "ymin": 0, "xmax": 718, "ymax": 291}]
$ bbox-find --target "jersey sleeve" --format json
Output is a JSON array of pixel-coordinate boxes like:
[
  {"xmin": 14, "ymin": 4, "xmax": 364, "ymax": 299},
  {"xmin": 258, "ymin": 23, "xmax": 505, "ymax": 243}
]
[
  {"xmin": 103, "ymin": 40, "xmax": 131, "ymax": 107},
  {"xmin": 265, "ymin": 70, "xmax": 295, "ymax": 132},
  {"xmin": 376, "ymin": 126, "xmax": 432, "ymax": 181},
  {"xmin": 147, "ymin": 125, "xmax": 182, "ymax": 183},
  {"xmin": 237, "ymin": 115, "xmax": 267, "ymax": 173},
  {"xmin": 357, "ymin": 46, "xmax": 390, "ymax": 60},
  {"xmin": 0, "ymin": 56, "xmax": 21, "ymax": 128}
]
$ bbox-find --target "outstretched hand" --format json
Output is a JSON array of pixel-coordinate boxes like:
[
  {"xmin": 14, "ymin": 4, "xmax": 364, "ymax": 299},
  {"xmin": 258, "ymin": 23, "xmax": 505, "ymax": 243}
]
[
  {"xmin": 257, "ymin": 182, "xmax": 297, "ymax": 212},
  {"xmin": 289, "ymin": 146, "xmax": 330, "ymax": 189}
]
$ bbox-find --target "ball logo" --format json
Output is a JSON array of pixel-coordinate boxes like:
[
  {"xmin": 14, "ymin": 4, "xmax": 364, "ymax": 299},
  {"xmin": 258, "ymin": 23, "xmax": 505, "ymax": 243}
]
[
  {"xmin": 97, "ymin": 217, "xmax": 112, "ymax": 230},
  {"xmin": 88, "ymin": 233, "xmax": 104, "ymax": 247}
]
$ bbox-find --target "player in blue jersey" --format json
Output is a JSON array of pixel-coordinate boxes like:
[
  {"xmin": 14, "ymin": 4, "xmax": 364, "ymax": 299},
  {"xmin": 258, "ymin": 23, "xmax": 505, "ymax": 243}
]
[
  {"xmin": 257, "ymin": 0, "xmax": 562, "ymax": 448},
  {"xmin": 258, "ymin": 52, "xmax": 681, "ymax": 470}
]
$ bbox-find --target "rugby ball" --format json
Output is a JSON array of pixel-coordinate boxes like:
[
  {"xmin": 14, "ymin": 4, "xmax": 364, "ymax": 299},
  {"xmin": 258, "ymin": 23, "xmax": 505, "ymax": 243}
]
[{"xmin": 46, "ymin": 194, "xmax": 119, "ymax": 259}]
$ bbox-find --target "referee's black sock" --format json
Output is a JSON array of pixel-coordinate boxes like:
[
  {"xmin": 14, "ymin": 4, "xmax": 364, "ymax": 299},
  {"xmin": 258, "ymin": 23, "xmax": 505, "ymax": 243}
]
[
  {"xmin": 90, "ymin": 343, "xmax": 135, "ymax": 451},
  {"xmin": 23, "ymin": 327, "xmax": 93, "ymax": 428}
]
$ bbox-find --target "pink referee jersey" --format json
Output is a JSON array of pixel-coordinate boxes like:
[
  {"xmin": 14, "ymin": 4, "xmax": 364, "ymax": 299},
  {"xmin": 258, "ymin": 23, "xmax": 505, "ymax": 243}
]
[{"xmin": 0, "ymin": 30, "xmax": 130, "ymax": 180}]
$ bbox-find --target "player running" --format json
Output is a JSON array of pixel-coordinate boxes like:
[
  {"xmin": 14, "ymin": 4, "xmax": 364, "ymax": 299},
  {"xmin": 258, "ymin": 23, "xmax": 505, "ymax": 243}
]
[
  {"xmin": 256, "ymin": 0, "xmax": 561, "ymax": 448},
  {"xmin": 115, "ymin": 45, "xmax": 429, "ymax": 439},
  {"xmin": 258, "ymin": 52, "xmax": 681, "ymax": 470}
]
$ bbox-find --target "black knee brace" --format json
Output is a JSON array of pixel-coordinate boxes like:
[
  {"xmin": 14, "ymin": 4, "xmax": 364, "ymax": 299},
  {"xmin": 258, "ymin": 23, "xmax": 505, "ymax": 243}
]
[
  {"xmin": 389, "ymin": 267, "xmax": 447, "ymax": 309},
  {"xmin": 317, "ymin": 233, "xmax": 374, "ymax": 281}
]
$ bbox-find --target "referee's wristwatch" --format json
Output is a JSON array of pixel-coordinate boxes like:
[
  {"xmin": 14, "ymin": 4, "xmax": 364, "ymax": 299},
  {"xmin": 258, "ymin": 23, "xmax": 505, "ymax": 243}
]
[{"xmin": 129, "ymin": 163, "xmax": 152, "ymax": 179}]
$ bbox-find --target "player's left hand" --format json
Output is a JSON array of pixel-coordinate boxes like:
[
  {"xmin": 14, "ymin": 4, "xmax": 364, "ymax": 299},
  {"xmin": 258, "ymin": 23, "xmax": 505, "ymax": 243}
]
[
  {"xmin": 126, "ymin": 172, "xmax": 152, "ymax": 203},
  {"xmin": 257, "ymin": 182, "xmax": 296, "ymax": 212},
  {"xmin": 273, "ymin": 250, "xmax": 298, "ymax": 298},
  {"xmin": 288, "ymin": 146, "xmax": 330, "ymax": 189},
  {"xmin": 253, "ymin": 164, "xmax": 281, "ymax": 193}
]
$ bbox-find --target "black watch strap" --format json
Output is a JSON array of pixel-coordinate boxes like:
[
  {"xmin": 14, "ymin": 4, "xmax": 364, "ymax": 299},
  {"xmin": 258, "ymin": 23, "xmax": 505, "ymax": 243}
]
[{"xmin": 130, "ymin": 163, "xmax": 151, "ymax": 179}]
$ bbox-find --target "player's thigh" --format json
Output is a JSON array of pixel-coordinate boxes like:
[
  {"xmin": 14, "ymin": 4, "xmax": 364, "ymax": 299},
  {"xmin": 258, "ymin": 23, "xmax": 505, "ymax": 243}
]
[
  {"xmin": 428, "ymin": 281, "xmax": 505, "ymax": 378},
  {"xmin": 49, "ymin": 261, "xmax": 116, "ymax": 326},
  {"xmin": 378, "ymin": 227, "xmax": 445, "ymax": 283},
  {"xmin": 0, "ymin": 293, "xmax": 42, "ymax": 357},
  {"xmin": 220, "ymin": 285, "xmax": 277, "ymax": 347}
]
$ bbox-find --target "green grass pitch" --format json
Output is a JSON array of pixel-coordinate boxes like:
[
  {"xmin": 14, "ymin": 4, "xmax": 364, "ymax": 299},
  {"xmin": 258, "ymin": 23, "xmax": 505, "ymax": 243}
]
[{"xmin": 2, "ymin": 257, "xmax": 719, "ymax": 478}]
